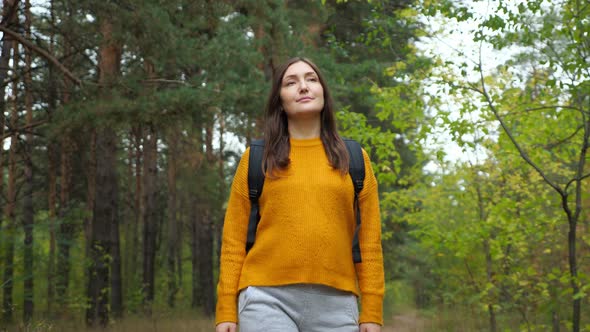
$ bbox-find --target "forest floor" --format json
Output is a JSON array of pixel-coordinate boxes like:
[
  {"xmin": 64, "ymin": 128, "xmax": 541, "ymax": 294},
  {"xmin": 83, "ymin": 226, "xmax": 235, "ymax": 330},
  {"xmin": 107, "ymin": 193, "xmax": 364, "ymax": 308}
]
[
  {"xmin": 2, "ymin": 310, "xmax": 433, "ymax": 332},
  {"xmin": 384, "ymin": 310, "xmax": 428, "ymax": 332}
]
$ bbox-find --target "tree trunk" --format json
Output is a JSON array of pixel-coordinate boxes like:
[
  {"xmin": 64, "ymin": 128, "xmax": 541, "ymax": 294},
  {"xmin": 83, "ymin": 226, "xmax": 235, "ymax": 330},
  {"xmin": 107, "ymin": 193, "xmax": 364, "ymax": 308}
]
[
  {"xmin": 46, "ymin": 143, "xmax": 57, "ymax": 318},
  {"xmin": 134, "ymin": 125, "xmax": 143, "ymax": 276},
  {"xmin": 0, "ymin": 0, "xmax": 17, "ymax": 86},
  {"xmin": 56, "ymin": 129, "xmax": 74, "ymax": 308},
  {"xmin": 106, "ymin": 47, "xmax": 123, "ymax": 317},
  {"xmin": 123, "ymin": 129, "xmax": 136, "ymax": 301},
  {"xmin": 252, "ymin": 12, "xmax": 271, "ymax": 135},
  {"xmin": 87, "ymin": 125, "xmax": 117, "ymax": 327},
  {"xmin": 128, "ymin": 125, "xmax": 142, "ymax": 299},
  {"xmin": 166, "ymin": 129, "xmax": 179, "ymax": 308},
  {"xmin": 110, "ymin": 204, "xmax": 123, "ymax": 318},
  {"xmin": 85, "ymin": 130, "xmax": 96, "ymax": 266},
  {"xmin": 55, "ymin": 36, "xmax": 74, "ymax": 309},
  {"xmin": 45, "ymin": 0, "xmax": 57, "ymax": 315},
  {"xmin": 2, "ymin": 38, "xmax": 19, "ymax": 325},
  {"xmin": 551, "ymin": 279, "xmax": 560, "ymax": 332},
  {"xmin": 476, "ymin": 180, "xmax": 497, "ymax": 332},
  {"xmin": 568, "ymin": 217, "xmax": 580, "ymax": 332},
  {"xmin": 22, "ymin": 0, "xmax": 34, "ymax": 321},
  {"xmin": 302, "ymin": 17, "xmax": 325, "ymax": 47},
  {"xmin": 205, "ymin": 114, "xmax": 215, "ymax": 162},
  {"xmin": 86, "ymin": 18, "xmax": 121, "ymax": 328},
  {"xmin": 190, "ymin": 200, "xmax": 200, "ymax": 308},
  {"xmin": 142, "ymin": 123, "xmax": 158, "ymax": 311},
  {"xmin": 484, "ymin": 239, "xmax": 497, "ymax": 332},
  {"xmin": 0, "ymin": 6, "xmax": 16, "ymax": 319},
  {"xmin": 198, "ymin": 206, "xmax": 215, "ymax": 317},
  {"xmin": 215, "ymin": 111, "xmax": 225, "ymax": 278}
]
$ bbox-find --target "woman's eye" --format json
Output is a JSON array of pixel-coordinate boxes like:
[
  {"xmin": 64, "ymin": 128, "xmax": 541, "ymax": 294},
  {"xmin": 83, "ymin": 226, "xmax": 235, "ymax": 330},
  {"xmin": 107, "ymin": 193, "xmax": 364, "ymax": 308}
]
[{"xmin": 285, "ymin": 81, "xmax": 295, "ymax": 86}]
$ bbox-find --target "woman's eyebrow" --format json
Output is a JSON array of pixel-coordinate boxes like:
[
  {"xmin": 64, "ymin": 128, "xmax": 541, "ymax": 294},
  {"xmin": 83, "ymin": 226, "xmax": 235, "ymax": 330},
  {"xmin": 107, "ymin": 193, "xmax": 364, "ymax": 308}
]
[{"xmin": 283, "ymin": 72, "xmax": 318, "ymax": 81}]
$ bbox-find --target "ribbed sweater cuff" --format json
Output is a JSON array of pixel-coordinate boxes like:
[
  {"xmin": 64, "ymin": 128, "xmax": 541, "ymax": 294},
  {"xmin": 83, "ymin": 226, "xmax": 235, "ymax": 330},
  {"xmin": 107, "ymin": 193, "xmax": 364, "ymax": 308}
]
[
  {"xmin": 359, "ymin": 293, "xmax": 383, "ymax": 325},
  {"xmin": 215, "ymin": 294, "xmax": 238, "ymax": 325}
]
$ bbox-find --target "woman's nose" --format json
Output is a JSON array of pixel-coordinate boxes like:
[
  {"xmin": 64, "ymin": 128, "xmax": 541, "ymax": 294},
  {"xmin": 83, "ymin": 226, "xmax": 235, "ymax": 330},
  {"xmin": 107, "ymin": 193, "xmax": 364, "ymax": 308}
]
[{"xmin": 299, "ymin": 80, "xmax": 308, "ymax": 92}]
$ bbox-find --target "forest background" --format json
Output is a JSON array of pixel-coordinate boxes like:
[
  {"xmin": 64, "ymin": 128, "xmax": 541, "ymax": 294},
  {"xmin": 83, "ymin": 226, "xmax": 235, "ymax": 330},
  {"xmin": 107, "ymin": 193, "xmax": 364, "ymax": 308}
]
[{"xmin": 0, "ymin": 0, "xmax": 588, "ymax": 331}]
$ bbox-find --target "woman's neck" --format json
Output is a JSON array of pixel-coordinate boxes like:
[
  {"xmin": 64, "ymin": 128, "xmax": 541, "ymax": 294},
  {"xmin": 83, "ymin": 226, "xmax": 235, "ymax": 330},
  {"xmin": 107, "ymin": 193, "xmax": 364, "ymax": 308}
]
[{"xmin": 287, "ymin": 116, "xmax": 321, "ymax": 139}]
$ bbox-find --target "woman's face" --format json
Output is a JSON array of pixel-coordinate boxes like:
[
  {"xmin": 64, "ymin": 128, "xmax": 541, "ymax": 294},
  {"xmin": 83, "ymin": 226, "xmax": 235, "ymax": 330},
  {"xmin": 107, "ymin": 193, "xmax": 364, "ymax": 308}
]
[{"xmin": 279, "ymin": 61, "xmax": 325, "ymax": 119}]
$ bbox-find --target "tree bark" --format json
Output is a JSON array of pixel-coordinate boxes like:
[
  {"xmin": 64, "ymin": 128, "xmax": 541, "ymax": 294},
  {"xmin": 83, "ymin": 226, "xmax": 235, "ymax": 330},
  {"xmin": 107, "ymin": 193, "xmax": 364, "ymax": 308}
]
[
  {"xmin": 86, "ymin": 18, "xmax": 121, "ymax": 328},
  {"xmin": 123, "ymin": 130, "xmax": 135, "ymax": 301},
  {"xmin": 568, "ymin": 210, "xmax": 580, "ymax": 332},
  {"xmin": 85, "ymin": 130, "xmax": 96, "ymax": 268},
  {"xmin": 142, "ymin": 122, "xmax": 158, "ymax": 311},
  {"xmin": 87, "ymin": 125, "xmax": 118, "ymax": 327},
  {"xmin": 110, "ymin": 202, "xmax": 123, "ymax": 318},
  {"xmin": 215, "ymin": 111, "xmax": 225, "ymax": 278},
  {"xmin": 0, "ymin": 0, "xmax": 17, "ymax": 86},
  {"xmin": 46, "ymin": 0, "xmax": 57, "ymax": 315},
  {"xmin": 55, "ymin": 29, "xmax": 75, "ymax": 309},
  {"xmin": 190, "ymin": 199, "xmax": 200, "ymax": 309},
  {"xmin": 2, "ymin": 38, "xmax": 19, "ymax": 325},
  {"xmin": 252, "ymin": 7, "xmax": 272, "ymax": 136},
  {"xmin": 56, "ymin": 110, "xmax": 73, "ymax": 309},
  {"xmin": 198, "ymin": 206, "xmax": 215, "ymax": 317},
  {"xmin": 551, "ymin": 279, "xmax": 560, "ymax": 332},
  {"xmin": 22, "ymin": 0, "xmax": 34, "ymax": 321},
  {"xmin": 474, "ymin": 176, "xmax": 497, "ymax": 332},
  {"xmin": 205, "ymin": 112, "xmax": 215, "ymax": 162},
  {"xmin": 0, "ymin": 1, "xmax": 17, "ymax": 281},
  {"xmin": 129, "ymin": 125, "xmax": 142, "ymax": 298},
  {"xmin": 105, "ymin": 40, "xmax": 122, "ymax": 317},
  {"xmin": 484, "ymin": 239, "xmax": 497, "ymax": 332},
  {"xmin": 167, "ymin": 129, "xmax": 179, "ymax": 308}
]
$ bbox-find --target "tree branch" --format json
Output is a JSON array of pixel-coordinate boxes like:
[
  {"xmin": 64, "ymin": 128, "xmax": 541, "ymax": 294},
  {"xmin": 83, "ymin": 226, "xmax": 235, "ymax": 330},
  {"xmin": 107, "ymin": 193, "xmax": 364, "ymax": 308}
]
[
  {"xmin": 1, "ymin": 119, "xmax": 47, "ymax": 141},
  {"xmin": 572, "ymin": 109, "xmax": 590, "ymax": 223},
  {"xmin": 143, "ymin": 78, "xmax": 191, "ymax": 86},
  {"xmin": 463, "ymin": 259, "xmax": 481, "ymax": 293},
  {"xmin": 476, "ymin": 52, "xmax": 565, "ymax": 198},
  {"xmin": 543, "ymin": 125, "xmax": 584, "ymax": 150},
  {"xmin": 521, "ymin": 105, "xmax": 584, "ymax": 114},
  {"xmin": 0, "ymin": 25, "xmax": 82, "ymax": 86}
]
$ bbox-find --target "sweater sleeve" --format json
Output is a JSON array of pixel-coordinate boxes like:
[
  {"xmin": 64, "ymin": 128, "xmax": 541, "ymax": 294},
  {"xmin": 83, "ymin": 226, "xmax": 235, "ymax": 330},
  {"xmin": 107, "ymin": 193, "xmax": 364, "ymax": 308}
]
[
  {"xmin": 355, "ymin": 149, "xmax": 385, "ymax": 325},
  {"xmin": 215, "ymin": 149, "xmax": 251, "ymax": 325}
]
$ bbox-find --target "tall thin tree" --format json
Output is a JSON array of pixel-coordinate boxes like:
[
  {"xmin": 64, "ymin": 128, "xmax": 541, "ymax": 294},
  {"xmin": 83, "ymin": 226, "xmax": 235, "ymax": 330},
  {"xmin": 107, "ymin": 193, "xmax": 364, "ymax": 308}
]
[
  {"xmin": 45, "ymin": 0, "xmax": 57, "ymax": 314},
  {"xmin": 166, "ymin": 128, "xmax": 179, "ymax": 308},
  {"xmin": 21, "ymin": 0, "xmax": 34, "ymax": 322},
  {"xmin": 2, "ymin": 38, "xmax": 19, "ymax": 324},
  {"xmin": 86, "ymin": 16, "xmax": 121, "ymax": 327},
  {"xmin": 0, "ymin": 2, "xmax": 17, "ymax": 293},
  {"xmin": 56, "ymin": 23, "xmax": 75, "ymax": 311},
  {"xmin": 141, "ymin": 121, "xmax": 158, "ymax": 311},
  {"xmin": 141, "ymin": 59, "xmax": 159, "ymax": 313}
]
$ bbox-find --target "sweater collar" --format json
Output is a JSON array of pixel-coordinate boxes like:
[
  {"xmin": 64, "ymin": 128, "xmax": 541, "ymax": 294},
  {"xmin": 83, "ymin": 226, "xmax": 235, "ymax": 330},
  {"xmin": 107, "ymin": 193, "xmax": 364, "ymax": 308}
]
[{"xmin": 289, "ymin": 137, "xmax": 322, "ymax": 147}]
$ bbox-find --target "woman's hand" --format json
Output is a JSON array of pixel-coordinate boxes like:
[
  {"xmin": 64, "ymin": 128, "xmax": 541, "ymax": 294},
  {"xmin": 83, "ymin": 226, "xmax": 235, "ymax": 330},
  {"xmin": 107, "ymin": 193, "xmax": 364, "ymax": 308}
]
[
  {"xmin": 360, "ymin": 322, "xmax": 381, "ymax": 332},
  {"xmin": 215, "ymin": 322, "xmax": 237, "ymax": 332}
]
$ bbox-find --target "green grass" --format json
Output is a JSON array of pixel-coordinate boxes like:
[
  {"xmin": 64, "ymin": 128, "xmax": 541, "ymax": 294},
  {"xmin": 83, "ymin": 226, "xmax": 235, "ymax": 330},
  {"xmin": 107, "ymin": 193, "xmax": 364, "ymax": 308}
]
[{"xmin": 1, "ymin": 312, "xmax": 214, "ymax": 332}]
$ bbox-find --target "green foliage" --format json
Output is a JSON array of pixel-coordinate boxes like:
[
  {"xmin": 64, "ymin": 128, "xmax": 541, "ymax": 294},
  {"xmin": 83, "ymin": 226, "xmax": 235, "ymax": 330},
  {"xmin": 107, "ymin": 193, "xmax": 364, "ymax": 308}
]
[
  {"xmin": 413, "ymin": 0, "xmax": 590, "ymax": 329},
  {"xmin": 19, "ymin": 0, "xmax": 590, "ymax": 329}
]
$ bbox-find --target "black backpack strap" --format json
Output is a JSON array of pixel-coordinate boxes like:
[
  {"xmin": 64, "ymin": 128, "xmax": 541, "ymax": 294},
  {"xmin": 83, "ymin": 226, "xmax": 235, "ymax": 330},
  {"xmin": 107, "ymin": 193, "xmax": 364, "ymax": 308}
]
[
  {"xmin": 344, "ymin": 139, "xmax": 365, "ymax": 263},
  {"xmin": 246, "ymin": 139, "xmax": 265, "ymax": 253}
]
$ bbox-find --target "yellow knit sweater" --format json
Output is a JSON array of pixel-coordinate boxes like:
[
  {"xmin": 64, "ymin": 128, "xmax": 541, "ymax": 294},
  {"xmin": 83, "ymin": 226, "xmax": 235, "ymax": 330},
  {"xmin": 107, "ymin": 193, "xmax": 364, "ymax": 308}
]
[{"xmin": 215, "ymin": 137, "xmax": 384, "ymax": 325}]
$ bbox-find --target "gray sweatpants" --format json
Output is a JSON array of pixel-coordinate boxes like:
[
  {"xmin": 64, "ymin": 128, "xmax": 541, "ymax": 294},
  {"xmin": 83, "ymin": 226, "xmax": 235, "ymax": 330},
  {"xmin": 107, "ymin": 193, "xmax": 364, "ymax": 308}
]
[{"xmin": 238, "ymin": 284, "xmax": 359, "ymax": 332}]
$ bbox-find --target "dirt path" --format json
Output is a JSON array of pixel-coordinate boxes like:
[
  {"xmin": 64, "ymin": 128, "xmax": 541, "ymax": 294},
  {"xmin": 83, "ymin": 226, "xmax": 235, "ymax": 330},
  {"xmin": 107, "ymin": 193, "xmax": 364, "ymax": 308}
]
[{"xmin": 383, "ymin": 310, "xmax": 428, "ymax": 332}]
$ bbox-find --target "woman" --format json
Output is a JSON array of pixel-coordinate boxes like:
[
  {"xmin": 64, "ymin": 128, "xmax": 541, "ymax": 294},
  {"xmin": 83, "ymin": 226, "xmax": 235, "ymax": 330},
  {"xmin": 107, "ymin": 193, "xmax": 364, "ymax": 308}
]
[{"xmin": 215, "ymin": 57, "xmax": 384, "ymax": 332}]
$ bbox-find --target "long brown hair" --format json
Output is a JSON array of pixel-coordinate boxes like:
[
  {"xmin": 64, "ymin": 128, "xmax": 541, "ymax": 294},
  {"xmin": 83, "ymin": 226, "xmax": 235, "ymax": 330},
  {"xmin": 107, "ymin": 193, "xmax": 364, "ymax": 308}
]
[{"xmin": 262, "ymin": 57, "xmax": 349, "ymax": 177}]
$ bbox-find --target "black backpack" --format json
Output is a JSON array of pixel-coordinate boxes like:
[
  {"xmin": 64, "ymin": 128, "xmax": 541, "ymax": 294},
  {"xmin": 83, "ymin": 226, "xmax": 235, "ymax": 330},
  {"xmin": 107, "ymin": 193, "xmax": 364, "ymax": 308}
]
[{"xmin": 245, "ymin": 138, "xmax": 365, "ymax": 263}]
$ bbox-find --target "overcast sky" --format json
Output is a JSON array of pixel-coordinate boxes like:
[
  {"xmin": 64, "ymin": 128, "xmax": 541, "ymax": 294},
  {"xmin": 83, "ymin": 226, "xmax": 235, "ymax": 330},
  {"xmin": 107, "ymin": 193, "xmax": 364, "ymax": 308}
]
[{"xmin": 415, "ymin": 1, "xmax": 520, "ymax": 171}]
